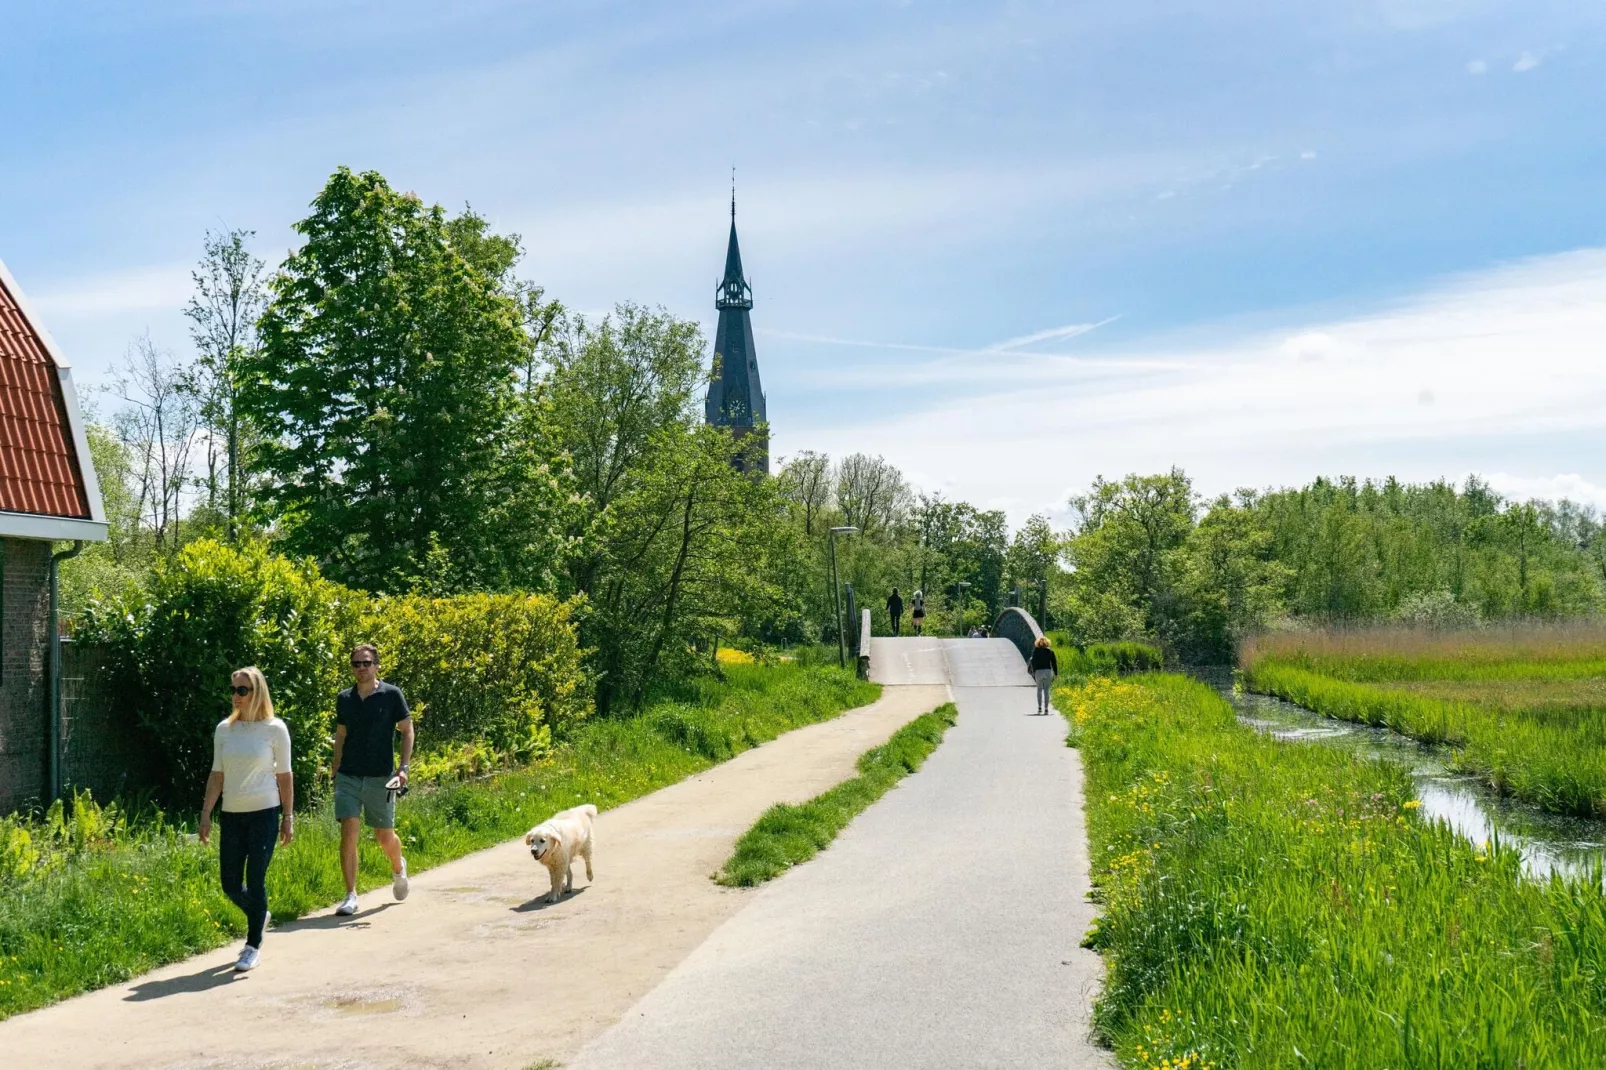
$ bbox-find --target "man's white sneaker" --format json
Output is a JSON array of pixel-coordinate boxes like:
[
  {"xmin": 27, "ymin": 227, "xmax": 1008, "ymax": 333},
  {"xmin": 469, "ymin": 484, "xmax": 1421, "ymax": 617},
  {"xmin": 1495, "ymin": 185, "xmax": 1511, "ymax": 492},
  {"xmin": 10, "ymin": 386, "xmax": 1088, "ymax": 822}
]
[
  {"xmin": 393, "ymin": 858, "xmax": 409, "ymax": 902},
  {"xmin": 334, "ymin": 892, "xmax": 359, "ymax": 916},
  {"xmin": 235, "ymin": 945, "xmax": 260, "ymax": 972}
]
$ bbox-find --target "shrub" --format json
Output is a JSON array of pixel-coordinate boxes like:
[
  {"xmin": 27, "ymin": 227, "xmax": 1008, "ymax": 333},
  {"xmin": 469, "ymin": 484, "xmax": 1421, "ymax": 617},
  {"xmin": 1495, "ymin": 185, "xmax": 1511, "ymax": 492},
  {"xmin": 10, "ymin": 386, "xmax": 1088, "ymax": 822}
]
[
  {"xmin": 1049, "ymin": 633, "xmax": 1164, "ymax": 675},
  {"xmin": 357, "ymin": 592, "xmax": 591, "ymax": 771},
  {"xmin": 80, "ymin": 540, "xmax": 360, "ymax": 807}
]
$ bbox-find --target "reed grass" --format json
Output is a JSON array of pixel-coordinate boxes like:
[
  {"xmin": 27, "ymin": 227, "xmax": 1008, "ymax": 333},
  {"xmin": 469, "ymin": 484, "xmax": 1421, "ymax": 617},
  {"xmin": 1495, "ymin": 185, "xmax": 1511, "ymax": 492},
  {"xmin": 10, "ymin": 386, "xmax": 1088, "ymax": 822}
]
[
  {"xmin": 0, "ymin": 663, "xmax": 879, "ymax": 1020},
  {"xmin": 715, "ymin": 702, "xmax": 957, "ymax": 887},
  {"xmin": 1060, "ymin": 673, "xmax": 1606, "ymax": 1069},
  {"xmin": 1243, "ymin": 628, "xmax": 1606, "ymax": 818}
]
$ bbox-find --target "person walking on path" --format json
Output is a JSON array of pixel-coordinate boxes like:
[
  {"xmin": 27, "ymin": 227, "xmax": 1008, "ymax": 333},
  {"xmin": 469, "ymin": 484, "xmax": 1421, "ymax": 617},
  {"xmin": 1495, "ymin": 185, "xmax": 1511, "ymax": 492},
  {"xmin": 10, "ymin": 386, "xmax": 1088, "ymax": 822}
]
[
  {"xmin": 1028, "ymin": 636, "xmax": 1059, "ymax": 714},
  {"xmin": 886, "ymin": 588, "xmax": 904, "ymax": 636},
  {"xmin": 332, "ymin": 643, "xmax": 415, "ymax": 916},
  {"xmin": 910, "ymin": 590, "xmax": 925, "ymax": 636},
  {"xmin": 199, "ymin": 666, "xmax": 293, "ymax": 972}
]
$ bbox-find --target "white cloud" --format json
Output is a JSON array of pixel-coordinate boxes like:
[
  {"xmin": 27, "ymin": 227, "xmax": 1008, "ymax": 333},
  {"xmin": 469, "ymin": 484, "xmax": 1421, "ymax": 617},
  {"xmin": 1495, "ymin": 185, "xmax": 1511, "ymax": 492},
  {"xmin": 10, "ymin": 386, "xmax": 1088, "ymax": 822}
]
[
  {"xmin": 1484, "ymin": 473, "xmax": 1606, "ymax": 511},
  {"xmin": 1513, "ymin": 51, "xmax": 1542, "ymax": 72},
  {"xmin": 1467, "ymin": 59, "xmax": 1488, "ymax": 75},
  {"xmin": 1300, "ymin": 150, "xmax": 1318, "ymax": 160},
  {"xmin": 781, "ymin": 247, "xmax": 1606, "ymax": 522},
  {"xmin": 1277, "ymin": 331, "xmax": 1341, "ymax": 362},
  {"xmin": 28, "ymin": 264, "xmax": 192, "ymax": 318}
]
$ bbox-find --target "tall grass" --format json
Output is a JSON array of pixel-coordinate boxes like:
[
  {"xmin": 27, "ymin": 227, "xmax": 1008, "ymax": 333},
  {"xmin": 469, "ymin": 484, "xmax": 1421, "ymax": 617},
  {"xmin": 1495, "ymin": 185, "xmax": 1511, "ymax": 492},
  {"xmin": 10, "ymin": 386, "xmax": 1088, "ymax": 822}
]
[
  {"xmin": 0, "ymin": 663, "xmax": 879, "ymax": 1020},
  {"xmin": 1243, "ymin": 623, "xmax": 1606, "ymax": 681},
  {"xmin": 1242, "ymin": 662, "xmax": 1606, "ymax": 817},
  {"xmin": 716, "ymin": 702, "xmax": 957, "ymax": 886},
  {"xmin": 1047, "ymin": 634, "xmax": 1165, "ymax": 675},
  {"xmin": 1061, "ymin": 674, "xmax": 1606, "ymax": 1069},
  {"xmin": 1243, "ymin": 626, "xmax": 1606, "ymax": 818}
]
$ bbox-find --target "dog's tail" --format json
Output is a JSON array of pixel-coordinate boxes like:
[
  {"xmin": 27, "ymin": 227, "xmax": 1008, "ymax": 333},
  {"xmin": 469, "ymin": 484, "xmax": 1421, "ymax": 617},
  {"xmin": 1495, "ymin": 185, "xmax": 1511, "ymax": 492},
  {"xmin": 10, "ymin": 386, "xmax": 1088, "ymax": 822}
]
[{"xmin": 580, "ymin": 804, "xmax": 598, "ymax": 818}]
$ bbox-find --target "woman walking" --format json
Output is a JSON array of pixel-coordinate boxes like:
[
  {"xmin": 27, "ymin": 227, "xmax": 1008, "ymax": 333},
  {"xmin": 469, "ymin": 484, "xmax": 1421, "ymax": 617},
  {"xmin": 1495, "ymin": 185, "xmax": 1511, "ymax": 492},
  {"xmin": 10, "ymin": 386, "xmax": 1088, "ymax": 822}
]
[
  {"xmin": 910, "ymin": 590, "xmax": 926, "ymax": 636},
  {"xmin": 1029, "ymin": 636, "xmax": 1058, "ymax": 715},
  {"xmin": 199, "ymin": 666, "xmax": 293, "ymax": 972}
]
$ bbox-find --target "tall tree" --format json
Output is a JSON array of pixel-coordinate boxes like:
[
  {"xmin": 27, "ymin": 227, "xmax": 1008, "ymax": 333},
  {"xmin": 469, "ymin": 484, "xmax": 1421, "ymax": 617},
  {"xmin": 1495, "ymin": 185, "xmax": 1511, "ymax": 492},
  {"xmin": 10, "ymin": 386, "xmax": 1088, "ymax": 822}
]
[
  {"xmin": 836, "ymin": 453, "xmax": 909, "ymax": 538},
  {"xmin": 113, "ymin": 335, "xmax": 199, "ymax": 554},
  {"xmin": 185, "ymin": 228, "xmax": 265, "ymax": 538},
  {"xmin": 541, "ymin": 304, "xmax": 786, "ymax": 709},
  {"xmin": 778, "ymin": 450, "xmax": 833, "ymax": 535},
  {"xmin": 240, "ymin": 168, "xmax": 531, "ymax": 589}
]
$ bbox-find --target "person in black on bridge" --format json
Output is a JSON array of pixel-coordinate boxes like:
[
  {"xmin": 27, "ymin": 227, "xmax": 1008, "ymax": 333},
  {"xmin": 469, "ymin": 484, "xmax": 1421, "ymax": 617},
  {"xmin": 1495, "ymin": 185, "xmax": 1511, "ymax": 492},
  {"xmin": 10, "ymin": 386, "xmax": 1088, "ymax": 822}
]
[{"xmin": 887, "ymin": 588, "xmax": 904, "ymax": 636}]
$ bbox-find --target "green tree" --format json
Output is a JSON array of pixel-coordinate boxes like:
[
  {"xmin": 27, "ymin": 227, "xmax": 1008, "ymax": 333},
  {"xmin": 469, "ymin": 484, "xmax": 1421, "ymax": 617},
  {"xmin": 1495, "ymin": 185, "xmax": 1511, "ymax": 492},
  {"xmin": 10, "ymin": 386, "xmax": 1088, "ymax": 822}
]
[
  {"xmin": 1065, "ymin": 470, "xmax": 1195, "ymax": 643},
  {"xmin": 185, "ymin": 227, "xmax": 265, "ymax": 539},
  {"xmin": 1176, "ymin": 498, "xmax": 1289, "ymax": 661},
  {"xmin": 542, "ymin": 305, "xmax": 789, "ymax": 709},
  {"xmin": 240, "ymin": 168, "xmax": 537, "ymax": 590}
]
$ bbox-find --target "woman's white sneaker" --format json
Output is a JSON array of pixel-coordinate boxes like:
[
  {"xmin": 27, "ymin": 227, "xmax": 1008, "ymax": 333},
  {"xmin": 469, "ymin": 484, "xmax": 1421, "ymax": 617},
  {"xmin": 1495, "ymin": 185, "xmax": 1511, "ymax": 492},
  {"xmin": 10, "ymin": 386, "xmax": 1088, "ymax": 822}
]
[
  {"xmin": 393, "ymin": 858, "xmax": 409, "ymax": 901},
  {"xmin": 334, "ymin": 892, "xmax": 360, "ymax": 916},
  {"xmin": 234, "ymin": 946, "xmax": 260, "ymax": 972}
]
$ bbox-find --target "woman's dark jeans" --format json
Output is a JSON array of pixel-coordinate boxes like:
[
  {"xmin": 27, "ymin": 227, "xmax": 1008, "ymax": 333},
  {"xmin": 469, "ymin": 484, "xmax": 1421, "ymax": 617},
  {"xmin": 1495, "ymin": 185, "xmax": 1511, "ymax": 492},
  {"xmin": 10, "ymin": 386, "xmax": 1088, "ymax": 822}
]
[{"xmin": 219, "ymin": 806, "xmax": 279, "ymax": 948}]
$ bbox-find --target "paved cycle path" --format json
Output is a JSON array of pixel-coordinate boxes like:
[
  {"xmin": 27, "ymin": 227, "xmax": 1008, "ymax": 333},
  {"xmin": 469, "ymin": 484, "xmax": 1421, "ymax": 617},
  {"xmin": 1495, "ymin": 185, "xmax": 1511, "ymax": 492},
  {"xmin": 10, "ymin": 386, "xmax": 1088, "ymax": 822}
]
[{"xmin": 570, "ymin": 638, "xmax": 1111, "ymax": 1069}]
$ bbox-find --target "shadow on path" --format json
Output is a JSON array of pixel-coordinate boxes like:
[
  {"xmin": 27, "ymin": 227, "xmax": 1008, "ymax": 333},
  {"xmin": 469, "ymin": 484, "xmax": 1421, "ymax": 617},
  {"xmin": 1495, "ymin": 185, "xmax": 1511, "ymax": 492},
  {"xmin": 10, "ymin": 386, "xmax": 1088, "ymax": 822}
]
[
  {"xmin": 512, "ymin": 885, "xmax": 590, "ymax": 913},
  {"xmin": 124, "ymin": 964, "xmax": 239, "ymax": 1002}
]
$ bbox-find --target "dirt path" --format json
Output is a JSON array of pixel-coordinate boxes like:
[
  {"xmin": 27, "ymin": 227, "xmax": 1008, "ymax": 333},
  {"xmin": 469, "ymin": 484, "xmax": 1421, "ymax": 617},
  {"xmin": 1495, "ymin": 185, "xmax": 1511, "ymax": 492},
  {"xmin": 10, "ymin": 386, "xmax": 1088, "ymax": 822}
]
[{"xmin": 0, "ymin": 684, "xmax": 948, "ymax": 1070}]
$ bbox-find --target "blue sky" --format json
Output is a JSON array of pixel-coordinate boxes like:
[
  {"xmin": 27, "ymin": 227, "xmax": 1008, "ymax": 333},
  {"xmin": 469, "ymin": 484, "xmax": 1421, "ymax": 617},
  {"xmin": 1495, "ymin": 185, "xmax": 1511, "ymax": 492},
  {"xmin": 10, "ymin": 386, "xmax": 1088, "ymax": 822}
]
[{"xmin": 3, "ymin": 1, "xmax": 1604, "ymax": 523}]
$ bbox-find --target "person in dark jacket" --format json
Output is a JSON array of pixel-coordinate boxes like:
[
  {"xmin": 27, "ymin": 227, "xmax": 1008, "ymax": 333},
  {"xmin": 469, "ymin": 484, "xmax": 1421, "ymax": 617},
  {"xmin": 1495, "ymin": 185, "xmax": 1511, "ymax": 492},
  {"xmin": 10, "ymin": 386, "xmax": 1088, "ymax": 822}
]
[
  {"xmin": 887, "ymin": 588, "xmax": 904, "ymax": 636},
  {"xmin": 1028, "ymin": 636, "xmax": 1058, "ymax": 714}
]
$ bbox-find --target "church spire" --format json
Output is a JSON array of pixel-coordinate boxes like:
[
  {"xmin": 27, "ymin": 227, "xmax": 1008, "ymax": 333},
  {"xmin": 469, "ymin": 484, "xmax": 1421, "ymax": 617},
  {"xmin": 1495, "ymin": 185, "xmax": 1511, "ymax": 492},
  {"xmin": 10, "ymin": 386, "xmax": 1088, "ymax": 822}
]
[{"xmin": 704, "ymin": 181, "xmax": 768, "ymax": 474}]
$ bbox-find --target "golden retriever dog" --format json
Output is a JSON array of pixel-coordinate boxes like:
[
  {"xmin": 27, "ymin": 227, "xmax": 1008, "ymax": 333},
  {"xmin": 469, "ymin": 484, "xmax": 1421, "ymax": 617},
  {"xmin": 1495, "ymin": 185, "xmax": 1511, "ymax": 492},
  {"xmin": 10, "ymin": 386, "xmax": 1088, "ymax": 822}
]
[{"xmin": 524, "ymin": 804, "xmax": 597, "ymax": 903}]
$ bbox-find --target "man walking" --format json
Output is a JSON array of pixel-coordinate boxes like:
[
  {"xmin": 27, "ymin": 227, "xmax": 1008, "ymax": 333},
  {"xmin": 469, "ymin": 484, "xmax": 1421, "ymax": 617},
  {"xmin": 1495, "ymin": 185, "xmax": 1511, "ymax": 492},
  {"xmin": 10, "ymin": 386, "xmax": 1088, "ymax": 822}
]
[
  {"xmin": 332, "ymin": 643, "xmax": 414, "ymax": 916},
  {"xmin": 886, "ymin": 587, "xmax": 904, "ymax": 636}
]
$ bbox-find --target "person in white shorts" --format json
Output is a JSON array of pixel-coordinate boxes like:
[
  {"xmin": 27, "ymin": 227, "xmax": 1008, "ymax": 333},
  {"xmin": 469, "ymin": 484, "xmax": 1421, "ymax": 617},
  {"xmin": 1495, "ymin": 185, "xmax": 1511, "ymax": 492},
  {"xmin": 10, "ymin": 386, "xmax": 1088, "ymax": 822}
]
[{"xmin": 199, "ymin": 666, "xmax": 294, "ymax": 972}]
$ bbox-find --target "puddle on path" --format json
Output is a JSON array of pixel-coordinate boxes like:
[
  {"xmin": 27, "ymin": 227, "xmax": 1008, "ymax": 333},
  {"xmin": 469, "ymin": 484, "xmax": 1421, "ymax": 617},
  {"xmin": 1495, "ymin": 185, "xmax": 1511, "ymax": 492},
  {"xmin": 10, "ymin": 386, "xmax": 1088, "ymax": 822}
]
[
  {"xmin": 1215, "ymin": 678, "xmax": 1606, "ymax": 883},
  {"xmin": 324, "ymin": 994, "xmax": 404, "ymax": 1016}
]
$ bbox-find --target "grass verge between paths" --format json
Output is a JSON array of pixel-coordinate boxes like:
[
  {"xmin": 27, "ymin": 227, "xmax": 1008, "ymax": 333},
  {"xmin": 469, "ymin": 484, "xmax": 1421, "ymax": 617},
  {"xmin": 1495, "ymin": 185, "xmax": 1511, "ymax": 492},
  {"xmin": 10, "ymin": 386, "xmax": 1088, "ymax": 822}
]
[
  {"xmin": 1058, "ymin": 673, "xmax": 1606, "ymax": 1069},
  {"xmin": 716, "ymin": 702, "xmax": 957, "ymax": 887},
  {"xmin": 0, "ymin": 664, "xmax": 879, "ymax": 1020}
]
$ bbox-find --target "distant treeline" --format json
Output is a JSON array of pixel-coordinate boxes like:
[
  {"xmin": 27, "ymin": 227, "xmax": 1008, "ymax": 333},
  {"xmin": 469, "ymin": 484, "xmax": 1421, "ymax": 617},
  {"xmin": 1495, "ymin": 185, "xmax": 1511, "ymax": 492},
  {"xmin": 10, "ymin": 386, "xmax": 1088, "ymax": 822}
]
[{"xmin": 1056, "ymin": 470, "xmax": 1606, "ymax": 662}]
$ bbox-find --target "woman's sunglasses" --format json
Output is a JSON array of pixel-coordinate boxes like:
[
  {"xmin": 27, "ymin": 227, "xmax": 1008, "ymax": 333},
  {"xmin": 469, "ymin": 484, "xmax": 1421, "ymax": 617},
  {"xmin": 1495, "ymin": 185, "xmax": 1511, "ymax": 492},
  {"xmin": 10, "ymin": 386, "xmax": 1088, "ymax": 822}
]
[
  {"xmin": 351, "ymin": 659, "xmax": 375, "ymax": 668},
  {"xmin": 229, "ymin": 685, "xmax": 253, "ymax": 697}
]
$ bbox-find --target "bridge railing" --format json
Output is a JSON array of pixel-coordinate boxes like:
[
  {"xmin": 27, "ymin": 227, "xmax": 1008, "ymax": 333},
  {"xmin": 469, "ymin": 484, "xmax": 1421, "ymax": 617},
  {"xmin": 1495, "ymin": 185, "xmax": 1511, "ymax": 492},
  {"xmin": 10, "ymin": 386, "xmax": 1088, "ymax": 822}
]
[
  {"xmin": 856, "ymin": 608, "xmax": 872, "ymax": 679},
  {"xmin": 993, "ymin": 606, "xmax": 1046, "ymax": 663}
]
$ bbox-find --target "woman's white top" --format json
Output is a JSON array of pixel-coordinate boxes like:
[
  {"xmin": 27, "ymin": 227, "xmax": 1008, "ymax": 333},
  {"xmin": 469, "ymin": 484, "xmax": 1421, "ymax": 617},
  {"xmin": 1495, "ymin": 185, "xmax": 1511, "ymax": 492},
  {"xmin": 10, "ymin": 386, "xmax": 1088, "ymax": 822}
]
[{"xmin": 211, "ymin": 718, "xmax": 292, "ymax": 813}]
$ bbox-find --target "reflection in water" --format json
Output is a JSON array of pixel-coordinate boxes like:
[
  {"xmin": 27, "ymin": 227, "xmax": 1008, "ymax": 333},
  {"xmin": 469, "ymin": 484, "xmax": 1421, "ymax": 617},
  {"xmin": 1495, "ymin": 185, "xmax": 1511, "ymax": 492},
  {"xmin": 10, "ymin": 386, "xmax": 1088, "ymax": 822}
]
[{"xmin": 1219, "ymin": 683, "xmax": 1606, "ymax": 883}]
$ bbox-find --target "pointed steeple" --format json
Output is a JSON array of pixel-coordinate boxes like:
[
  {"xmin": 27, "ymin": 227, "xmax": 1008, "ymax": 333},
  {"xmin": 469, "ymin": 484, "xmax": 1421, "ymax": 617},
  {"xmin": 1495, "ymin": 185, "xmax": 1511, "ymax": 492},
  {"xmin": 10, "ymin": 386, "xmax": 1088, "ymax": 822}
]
[{"xmin": 704, "ymin": 182, "xmax": 767, "ymax": 473}]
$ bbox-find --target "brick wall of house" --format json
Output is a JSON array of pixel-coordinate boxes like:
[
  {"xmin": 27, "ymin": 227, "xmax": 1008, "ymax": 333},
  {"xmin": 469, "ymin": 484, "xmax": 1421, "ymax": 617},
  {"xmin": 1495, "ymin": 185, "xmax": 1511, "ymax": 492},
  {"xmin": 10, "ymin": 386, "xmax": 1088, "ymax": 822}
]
[{"xmin": 0, "ymin": 537, "xmax": 51, "ymax": 813}]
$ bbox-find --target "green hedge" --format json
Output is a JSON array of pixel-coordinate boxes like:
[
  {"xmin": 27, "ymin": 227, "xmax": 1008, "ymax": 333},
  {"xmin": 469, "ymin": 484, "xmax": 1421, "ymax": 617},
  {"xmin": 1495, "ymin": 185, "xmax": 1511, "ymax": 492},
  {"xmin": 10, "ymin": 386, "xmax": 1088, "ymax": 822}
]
[
  {"xmin": 359, "ymin": 592, "xmax": 590, "ymax": 777},
  {"xmin": 81, "ymin": 540, "xmax": 593, "ymax": 806},
  {"xmin": 81, "ymin": 540, "xmax": 360, "ymax": 805}
]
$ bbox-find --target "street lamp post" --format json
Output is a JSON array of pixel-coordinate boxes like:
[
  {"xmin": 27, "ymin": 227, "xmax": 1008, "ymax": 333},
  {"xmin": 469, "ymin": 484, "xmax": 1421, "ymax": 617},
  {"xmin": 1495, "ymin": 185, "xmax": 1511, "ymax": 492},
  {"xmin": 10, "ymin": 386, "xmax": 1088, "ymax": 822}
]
[
  {"xmin": 954, "ymin": 580, "xmax": 971, "ymax": 636},
  {"xmin": 829, "ymin": 526, "xmax": 858, "ymax": 669}
]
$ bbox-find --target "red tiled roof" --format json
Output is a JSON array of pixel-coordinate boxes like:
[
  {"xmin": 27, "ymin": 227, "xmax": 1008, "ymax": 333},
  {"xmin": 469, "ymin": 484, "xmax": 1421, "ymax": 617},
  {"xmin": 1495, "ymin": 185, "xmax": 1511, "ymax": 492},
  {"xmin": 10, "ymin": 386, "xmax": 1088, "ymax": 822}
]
[{"xmin": 0, "ymin": 275, "xmax": 91, "ymax": 519}]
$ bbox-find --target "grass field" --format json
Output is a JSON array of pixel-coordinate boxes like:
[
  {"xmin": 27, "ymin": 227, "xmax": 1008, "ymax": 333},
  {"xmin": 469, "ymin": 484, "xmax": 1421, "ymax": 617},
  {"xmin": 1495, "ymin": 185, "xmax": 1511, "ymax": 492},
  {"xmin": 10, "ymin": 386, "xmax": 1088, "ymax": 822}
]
[
  {"xmin": 0, "ymin": 663, "xmax": 879, "ymax": 1020},
  {"xmin": 1059, "ymin": 673, "xmax": 1606, "ymax": 1069},
  {"xmin": 716, "ymin": 702, "xmax": 957, "ymax": 887},
  {"xmin": 1243, "ymin": 627, "xmax": 1606, "ymax": 817}
]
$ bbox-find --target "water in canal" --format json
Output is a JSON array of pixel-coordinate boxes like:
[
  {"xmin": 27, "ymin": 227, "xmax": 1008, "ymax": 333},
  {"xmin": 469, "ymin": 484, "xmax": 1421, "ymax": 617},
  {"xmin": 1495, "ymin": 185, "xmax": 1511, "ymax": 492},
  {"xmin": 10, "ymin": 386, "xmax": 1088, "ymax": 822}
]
[{"xmin": 1215, "ymin": 678, "xmax": 1606, "ymax": 883}]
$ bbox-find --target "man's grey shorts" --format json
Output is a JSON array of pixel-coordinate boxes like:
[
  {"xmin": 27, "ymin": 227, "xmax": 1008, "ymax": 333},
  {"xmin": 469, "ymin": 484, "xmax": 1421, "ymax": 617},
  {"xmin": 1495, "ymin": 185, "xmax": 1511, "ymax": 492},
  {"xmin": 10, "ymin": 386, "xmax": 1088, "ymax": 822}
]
[{"xmin": 335, "ymin": 773, "xmax": 396, "ymax": 828}]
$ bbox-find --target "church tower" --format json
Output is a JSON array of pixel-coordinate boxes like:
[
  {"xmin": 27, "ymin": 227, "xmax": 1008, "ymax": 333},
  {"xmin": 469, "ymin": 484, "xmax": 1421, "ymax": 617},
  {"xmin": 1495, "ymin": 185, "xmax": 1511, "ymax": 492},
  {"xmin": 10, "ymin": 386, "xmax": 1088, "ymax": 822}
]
[{"xmin": 704, "ymin": 191, "xmax": 768, "ymax": 474}]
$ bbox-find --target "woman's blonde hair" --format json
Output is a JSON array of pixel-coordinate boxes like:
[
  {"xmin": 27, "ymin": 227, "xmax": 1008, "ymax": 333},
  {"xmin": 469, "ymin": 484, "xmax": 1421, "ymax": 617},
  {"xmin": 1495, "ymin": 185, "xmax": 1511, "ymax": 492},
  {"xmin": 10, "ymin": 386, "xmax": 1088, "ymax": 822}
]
[
  {"xmin": 1034, "ymin": 636, "xmax": 1051, "ymax": 648},
  {"xmin": 227, "ymin": 666, "xmax": 276, "ymax": 724}
]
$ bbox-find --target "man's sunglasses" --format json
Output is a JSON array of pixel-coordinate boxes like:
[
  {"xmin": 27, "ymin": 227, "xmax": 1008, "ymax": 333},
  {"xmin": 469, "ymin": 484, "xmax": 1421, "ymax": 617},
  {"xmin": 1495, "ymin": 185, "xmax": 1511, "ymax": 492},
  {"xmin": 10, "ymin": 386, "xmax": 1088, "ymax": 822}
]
[
  {"xmin": 351, "ymin": 659, "xmax": 375, "ymax": 668},
  {"xmin": 229, "ymin": 685, "xmax": 253, "ymax": 697}
]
